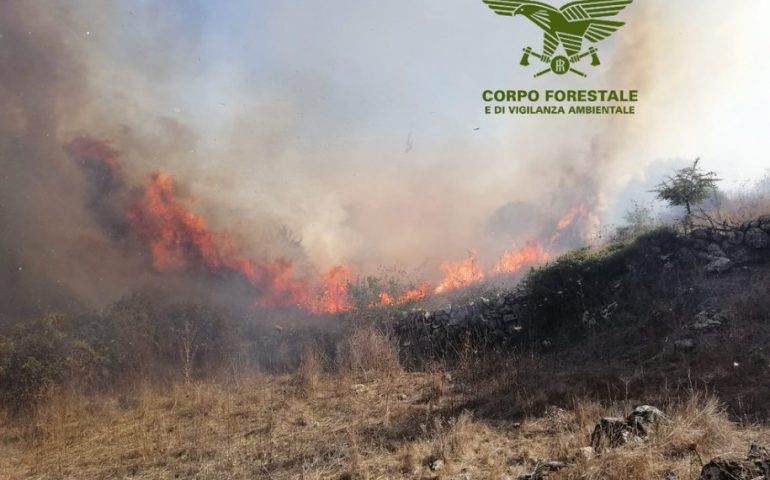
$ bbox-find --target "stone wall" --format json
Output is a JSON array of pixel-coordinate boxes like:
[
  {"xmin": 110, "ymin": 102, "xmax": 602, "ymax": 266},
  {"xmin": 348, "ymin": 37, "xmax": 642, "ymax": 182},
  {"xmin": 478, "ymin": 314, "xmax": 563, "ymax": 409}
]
[
  {"xmin": 690, "ymin": 216, "xmax": 770, "ymax": 273},
  {"xmin": 393, "ymin": 217, "xmax": 770, "ymax": 366}
]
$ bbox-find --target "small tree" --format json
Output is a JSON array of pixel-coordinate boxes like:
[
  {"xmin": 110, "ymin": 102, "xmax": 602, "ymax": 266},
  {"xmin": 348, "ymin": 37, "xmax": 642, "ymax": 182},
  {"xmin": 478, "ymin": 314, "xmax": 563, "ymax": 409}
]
[{"xmin": 652, "ymin": 158, "xmax": 720, "ymax": 227}]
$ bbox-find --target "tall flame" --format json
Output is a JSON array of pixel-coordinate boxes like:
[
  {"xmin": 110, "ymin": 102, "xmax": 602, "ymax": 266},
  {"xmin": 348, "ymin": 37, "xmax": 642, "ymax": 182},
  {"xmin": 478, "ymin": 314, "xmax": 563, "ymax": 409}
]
[
  {"xmin": 126, "ymin": 171, "xmax": 312, "ymax": 308},
  {"xmin": 313, "ymin": 265, "xmax": 353, "ymax": 314},
  {"xmin": 433, "ymin": 251, "xmax": 485, "ymax": 294},
  {"xmin": 378, "ymin": 282, "xmax": 429, "ymax": 306},
  {"xmin": 556, "ymin": 205, "xmax": 589, "ymax": 231},
  {"xmin": 492, "ymin": 242, "xmax": 550, "ymax": 274}
]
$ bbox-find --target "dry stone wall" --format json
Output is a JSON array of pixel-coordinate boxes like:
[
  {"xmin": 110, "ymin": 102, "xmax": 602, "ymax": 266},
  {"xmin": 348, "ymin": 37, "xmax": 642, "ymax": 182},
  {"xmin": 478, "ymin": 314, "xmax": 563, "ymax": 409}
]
[{"xmin": 393, "ymin": 217, "xmax": 770, "ymax": 366}]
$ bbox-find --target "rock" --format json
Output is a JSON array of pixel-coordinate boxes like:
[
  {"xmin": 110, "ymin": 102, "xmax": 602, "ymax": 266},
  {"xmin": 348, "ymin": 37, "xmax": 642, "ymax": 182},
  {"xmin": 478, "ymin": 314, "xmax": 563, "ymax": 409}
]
[
  {"xmin": 749, "ymin": 443, "xmax": 770, "ymax": 459},
  {"xmin": 502, "ymin": 313, "xmax": 517, "ymax": 323},
  {"xmin": 707, "ymin": 243, "xmax": 726, "ymax": 257},
  {"xmin": 674, "ymin": 339, "xmax": 696, "ymax": 351},
  {"xmin": 698, "ymin": 459, "xmax": 764, "ymax": 479},
  {"xmin": 726, "ymin": 230, "xmax": 745, "ymax": 245},
  {"xmin": 517, "ymin": 461, "xmax": 567, "ymax": 480},
  {"xmin": 705, "ymin": 256, "xmax": 733, "ymax": 273},
  {"xmin": 574, "ymin": 446, "xmax": 595, "ymax": 462},
  {"xmin": 728, "ymin": 246, "xmax": 755, "ymax": 264},
  {"xmin": 745, "ymin": 227, "xmax": 770, "ymax": 249},
  {"xmin": 698, "ymin": 444, "xmax": 770, "ymax": 479},
  {"xmin": 591, "ymin": 417, "xmax": 635, "ymax": 450},
  {"xmin": 591, "ymin": 406, "xmax": 664, "ymax": 451},
  {"xmin": 626, "ymin": 405, "xmax": 664, "ymax": 436},
  {"xmin": 692, "ymin": 228, "xmax": 710, "ymax": 240},
  {"xmin": 760, "ymin": 215, "xmax": 770, "ymax": 230},
  {"xmin": 691, "ymin": 310, "xmax": 729, "ymax": 330},
  {"xmin": 429, "ymin": 458, "xmax": 444, "ymax": 472}
]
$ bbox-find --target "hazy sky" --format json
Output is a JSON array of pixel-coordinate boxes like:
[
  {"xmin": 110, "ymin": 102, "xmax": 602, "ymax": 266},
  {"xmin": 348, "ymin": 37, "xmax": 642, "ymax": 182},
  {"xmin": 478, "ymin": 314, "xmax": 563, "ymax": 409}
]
[{"xmin": 13, "ymin": 0, "xmax": 770, "ymax": 274}]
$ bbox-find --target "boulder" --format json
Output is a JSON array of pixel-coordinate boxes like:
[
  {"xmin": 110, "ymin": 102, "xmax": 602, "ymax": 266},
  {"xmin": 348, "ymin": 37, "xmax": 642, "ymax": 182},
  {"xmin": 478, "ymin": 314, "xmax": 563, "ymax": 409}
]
[
  {"xmin": 591, "ymin": 417, "xmax": 636, "ymax": 450},
  {"xmin": 627, "ymin": 405, "xmax": 665, "ymax": 436},
  {"xmin": 705, "ymin": 256, "xmax": 732, "ymax": 274},
  {"xmin": 698, "ymin": 459, "xmax": 765, "ymax": 480},
  {"xmin": 698, "ymin": 444, "xmax": 770, "ymax": 480},
  {"xmin": 726, "ymin": 230, "xmax": 745, "ymax": 245},
  {"xmin": 707, "ymin": 243, "xmax": 726, "ymax": 257},
  {"xmin": 591, "ymin": 406, "xmax": 665, "ymax": 451},
  {"xmin": 745, "ymin": 227, "xmax": 770, "ymax": 249}
]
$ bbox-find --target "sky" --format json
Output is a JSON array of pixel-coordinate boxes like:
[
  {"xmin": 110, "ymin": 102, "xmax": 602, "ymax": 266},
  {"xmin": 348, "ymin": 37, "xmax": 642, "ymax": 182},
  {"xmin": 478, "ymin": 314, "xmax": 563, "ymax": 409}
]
[{"xmin": 4, "ymin": 0, "xmax": 770, "ymax": 288}]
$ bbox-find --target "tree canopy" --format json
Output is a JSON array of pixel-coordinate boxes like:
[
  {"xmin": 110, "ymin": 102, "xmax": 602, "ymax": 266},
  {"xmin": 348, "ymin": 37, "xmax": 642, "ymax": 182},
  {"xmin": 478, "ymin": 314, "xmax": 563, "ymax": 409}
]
[{"xmin": 652, "ymin": 159, "xmax": 720, "ymax": 216}]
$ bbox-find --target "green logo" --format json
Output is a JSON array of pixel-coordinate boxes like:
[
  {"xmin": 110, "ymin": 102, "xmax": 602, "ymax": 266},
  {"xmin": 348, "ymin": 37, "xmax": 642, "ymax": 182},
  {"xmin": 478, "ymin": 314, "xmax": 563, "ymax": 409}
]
[{"xmin": 483, "ymin": 0, "xmax": 633, "ymax": 77}]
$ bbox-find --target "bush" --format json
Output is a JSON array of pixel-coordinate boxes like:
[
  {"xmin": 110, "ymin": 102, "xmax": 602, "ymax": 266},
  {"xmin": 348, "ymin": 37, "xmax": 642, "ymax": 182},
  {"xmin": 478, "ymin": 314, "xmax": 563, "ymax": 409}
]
[
  {"xmin": 0, "ymin": 294, "xmax": 236, "ymax": 416},
  {"xmin": 0, "ymin": 316, "xmax": 72, "ymax": 414}
]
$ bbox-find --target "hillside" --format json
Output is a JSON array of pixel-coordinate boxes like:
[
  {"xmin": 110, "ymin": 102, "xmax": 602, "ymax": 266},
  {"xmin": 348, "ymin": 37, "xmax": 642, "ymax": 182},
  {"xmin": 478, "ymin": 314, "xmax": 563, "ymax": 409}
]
[{"xmin": 3, "ymin": 219, "xmax": 770, "ymax": 479}]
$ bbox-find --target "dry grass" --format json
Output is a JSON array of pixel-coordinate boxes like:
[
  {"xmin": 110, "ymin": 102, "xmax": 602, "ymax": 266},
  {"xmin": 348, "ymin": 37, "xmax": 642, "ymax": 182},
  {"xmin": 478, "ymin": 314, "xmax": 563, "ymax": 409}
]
[
  {"xmin": 336, "ymin": 326, "xmax": 400, "ymax": 377},
  {"xmin": 295, "ymin": 343, "xmax": 323, "ymax": 397},
  {"xmin": 1, "ymin": 372, "xmax": 769, "ymax": 480}
]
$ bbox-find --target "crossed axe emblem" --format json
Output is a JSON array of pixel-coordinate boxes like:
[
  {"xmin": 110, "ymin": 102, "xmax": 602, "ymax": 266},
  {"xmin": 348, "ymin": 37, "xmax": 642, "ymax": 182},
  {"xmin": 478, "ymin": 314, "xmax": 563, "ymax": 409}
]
[{"xmin": 520, "ymin": 46, "xmax": 601, "ymax": 78}]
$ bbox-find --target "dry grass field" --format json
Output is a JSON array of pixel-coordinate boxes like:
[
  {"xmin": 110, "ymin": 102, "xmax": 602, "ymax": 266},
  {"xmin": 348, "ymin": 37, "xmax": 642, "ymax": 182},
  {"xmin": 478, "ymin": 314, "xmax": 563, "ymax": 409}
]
[{"xmin": 2, "ymin": 367, "xmax": 768, "ymax": 480}]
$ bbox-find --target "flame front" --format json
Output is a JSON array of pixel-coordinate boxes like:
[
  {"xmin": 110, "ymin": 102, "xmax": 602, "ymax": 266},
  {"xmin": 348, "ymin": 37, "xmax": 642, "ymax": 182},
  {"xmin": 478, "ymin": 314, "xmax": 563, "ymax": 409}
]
[
  {"xmin": 126, "ymin": 171, "xmax": 313, "ymax": 308},
  {"xmin": 492, "ymin": 242, "xmax": 550, "ymax": 274},
  {"xmin": 433, "ymin": 252, "xmax": 485, "ymax": 294},
  {"xmin": 66, "ymin": 136, "xmax": 587, "ymax": 313},
  {"xmin": 313, "ymin": 265, "xmax": 353, "ymax": 314}
]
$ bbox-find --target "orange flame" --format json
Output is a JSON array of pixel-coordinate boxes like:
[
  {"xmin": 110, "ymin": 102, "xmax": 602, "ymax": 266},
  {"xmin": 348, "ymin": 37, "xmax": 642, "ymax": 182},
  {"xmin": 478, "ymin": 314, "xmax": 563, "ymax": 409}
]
[
  {"xmin": 377, "ymin": 282, "xmax": 429, "ymax": 306},
  {"xmin": 67, "ymin": 136, "xmax": 591, "ymax": 312},
  {"xmin": 433, "ymin": 251, "xmax": 485, "ymax": 294},
  {"xmin": 313, "ymin": 265, "xmax": 353, "ymax": 314},
  {"xmin": 556, "ymin": 205, "xmax": 589, "ymax": 231},
  {"xmin": 492, "ymin": 242, "xmax": 550, "ymax": 274},
  {"xmin": 126, "ymin": 171, "xmax": 313, "ymax": 308},
  {"xmin": 400, "ymin": 283, "xmax": 430, "ymax": 302},
  {"xmin": 378, "ymin": 292, "xmax": 394, "ymax": 306}
]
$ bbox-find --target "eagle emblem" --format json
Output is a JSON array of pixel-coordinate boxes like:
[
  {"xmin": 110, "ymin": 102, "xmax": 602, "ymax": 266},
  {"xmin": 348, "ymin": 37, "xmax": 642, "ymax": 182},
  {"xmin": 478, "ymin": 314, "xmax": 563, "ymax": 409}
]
[{"xmin": 482, "ymin": 0, "xmax": 633, "ymax": 77}]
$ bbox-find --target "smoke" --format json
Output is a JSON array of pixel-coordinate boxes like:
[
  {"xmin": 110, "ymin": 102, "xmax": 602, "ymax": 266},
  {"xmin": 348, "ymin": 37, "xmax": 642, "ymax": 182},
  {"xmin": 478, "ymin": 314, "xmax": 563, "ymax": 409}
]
[{"xmin": 0, "ymin": 1, "xmax": 765, "ymax": 318}]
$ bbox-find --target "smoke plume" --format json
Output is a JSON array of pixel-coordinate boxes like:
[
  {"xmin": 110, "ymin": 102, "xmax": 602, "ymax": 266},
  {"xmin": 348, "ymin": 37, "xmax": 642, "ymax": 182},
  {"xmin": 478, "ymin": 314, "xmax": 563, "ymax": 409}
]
[{"xmin": 0, "ymin": 0, "xmax": 764, "ymax": 319}]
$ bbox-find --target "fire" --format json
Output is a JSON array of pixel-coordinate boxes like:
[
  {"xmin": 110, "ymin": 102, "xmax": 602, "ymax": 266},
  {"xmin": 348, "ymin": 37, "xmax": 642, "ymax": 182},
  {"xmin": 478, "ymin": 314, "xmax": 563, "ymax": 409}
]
[
  {"xmin": 313, "ymin": 265, "xmax": 353, "ymax": 314},
  {"xmin": 556, "ymin": 205, "xmax": 589, "ymax": 231},
  {"xmin": 377, "ymin": 282, "xmax": 429, "ymax": 306},
  {"xmin": 492, "ymin": 242, "xmax": 550, "ymax": 274},
  {"xmin": 378, "ymin": 292, "xmax": 394, "ymax": 306},
  {"xmin": 126, "ymin": 171, "xmax": 313, "ymax": 308},
  {"xmin": 433, "ymin": 251, "xmax": 485, "ymax": 294},
  {"xmin": 66, "ymin": 136, "xmax": 589, "ymax": 312},
  {"xmin": 400, "ymin": 283, "xmax": 430, "ymax": 302}
]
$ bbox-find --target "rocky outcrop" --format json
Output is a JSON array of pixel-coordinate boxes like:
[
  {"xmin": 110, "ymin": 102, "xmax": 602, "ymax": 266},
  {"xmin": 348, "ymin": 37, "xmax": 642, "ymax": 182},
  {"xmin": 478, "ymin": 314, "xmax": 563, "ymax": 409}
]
[
  {"xmin": 698, "ymin": 444, "xmax": 770, "ymax": 479},
  {"xmin": 590, "ymin": 405, "xmax": 664, "ymax": 451}
]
